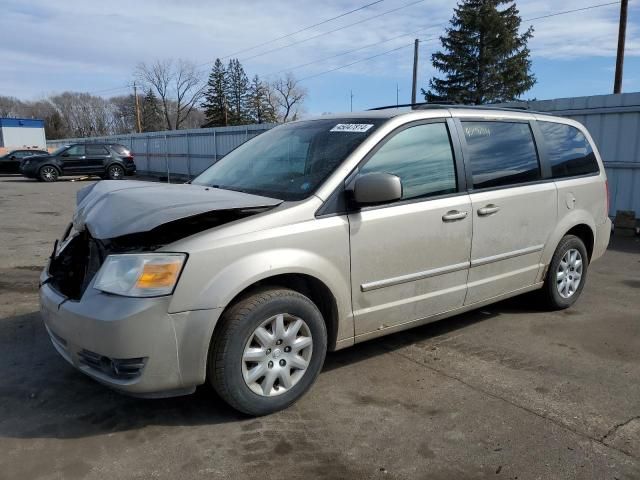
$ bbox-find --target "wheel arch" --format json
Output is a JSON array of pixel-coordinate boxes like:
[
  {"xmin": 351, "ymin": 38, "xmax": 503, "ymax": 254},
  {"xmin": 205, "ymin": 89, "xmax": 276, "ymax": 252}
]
[
  {"xmin": 212, "ymin": 273, "xmax": 340, "ymax": 352},
  {"xmin": 564, "ymin": 223, "xmax": 595, "ymax": 260}
]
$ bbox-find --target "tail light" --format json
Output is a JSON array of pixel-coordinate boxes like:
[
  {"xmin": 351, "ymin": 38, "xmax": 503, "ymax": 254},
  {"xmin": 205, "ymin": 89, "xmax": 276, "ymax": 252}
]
[{"xmin": 605, "ymin": 180, "xmax": 610, "ymax": 216}]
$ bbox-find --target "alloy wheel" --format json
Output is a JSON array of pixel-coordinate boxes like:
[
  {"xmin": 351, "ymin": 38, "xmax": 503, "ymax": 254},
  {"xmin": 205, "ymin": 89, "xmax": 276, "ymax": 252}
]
[
  {"xmin": 41, "ymin": 166, "xmax": 57, "ymax": 182},
  {"xmin": 556, "ymin": 248, "xmax": 583, "ymax": 298}
]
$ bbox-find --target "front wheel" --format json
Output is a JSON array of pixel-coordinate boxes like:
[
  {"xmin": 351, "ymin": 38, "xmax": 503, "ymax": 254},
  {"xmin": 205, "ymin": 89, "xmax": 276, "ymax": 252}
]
[
  {"xmin": 39, "ymin": 165, "xmax": 59, "ymax": 182},
  {"xmin": 209, "ymin": 289, "xmax": 327, "ymax": 416},
  {"xmin": 540, "ymin": 235, "xmax": 589, "ymax": 310}
]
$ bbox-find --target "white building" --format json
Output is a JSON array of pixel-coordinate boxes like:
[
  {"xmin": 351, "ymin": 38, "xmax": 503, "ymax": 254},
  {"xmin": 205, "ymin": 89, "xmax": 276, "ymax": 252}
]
[{"xmin": 0, "ymin": 118, "xmax": 47, "ymax": 150}]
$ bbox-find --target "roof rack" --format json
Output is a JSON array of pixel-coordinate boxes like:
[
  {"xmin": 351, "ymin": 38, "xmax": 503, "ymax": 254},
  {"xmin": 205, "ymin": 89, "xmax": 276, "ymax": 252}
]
[
  {"xmin": 368, "ymin": 102, "xmax": 545, "ymax": 115},
  {"xmin": 368, "ymin": 101, "xmax": 449, "ymax": 111}
]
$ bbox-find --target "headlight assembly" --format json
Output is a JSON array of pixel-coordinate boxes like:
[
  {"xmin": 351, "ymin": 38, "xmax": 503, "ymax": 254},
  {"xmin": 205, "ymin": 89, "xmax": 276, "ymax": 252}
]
[{"xmin": 93, "ymin": 253, "xmax": 186, "ymax": 297}]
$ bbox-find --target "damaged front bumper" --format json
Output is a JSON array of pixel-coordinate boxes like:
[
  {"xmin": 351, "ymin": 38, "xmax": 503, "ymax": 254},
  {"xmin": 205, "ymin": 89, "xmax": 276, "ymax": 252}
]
[{"xmin": 40, "ymin": 269, "xmax": 223, "ymax": 398}]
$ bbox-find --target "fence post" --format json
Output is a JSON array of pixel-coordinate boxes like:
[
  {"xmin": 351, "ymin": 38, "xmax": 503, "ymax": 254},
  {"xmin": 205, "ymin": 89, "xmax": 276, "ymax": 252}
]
[
  {"xmin": 213, "ymin": 129, "xmax": 217, "ymax": 165},
  {"xmin": 186, "ymin": 131, "xmax": 192, "ymax": 180},
  {"xmin": 165, "ymin": 134, "xmax": 170, "ymax": 184}
]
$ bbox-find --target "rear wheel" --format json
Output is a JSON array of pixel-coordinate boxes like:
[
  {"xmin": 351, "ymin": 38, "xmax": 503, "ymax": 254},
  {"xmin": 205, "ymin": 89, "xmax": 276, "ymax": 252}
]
[
  {"xmin": 209, "ymin": 288, "xmax": 327, "ymax": 416},
  {"xmin": 540, "ymin": 235, "xmax": 589, "ymax": 310},
  {"xmin": 106, "ymin": 164, "xmax": 125, "ymax": 180},
  {"xmin": 38, "ymin": 165, "xmax": 59, "ymax": 182}
]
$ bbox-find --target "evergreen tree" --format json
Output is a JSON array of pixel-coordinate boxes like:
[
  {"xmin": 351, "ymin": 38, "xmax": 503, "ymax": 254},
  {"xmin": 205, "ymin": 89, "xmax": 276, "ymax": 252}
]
[
  {"xmin": 226, "ymin": 58, "xmax": 250, "ymax": 125},
  {"xmin": 201, "ymin": 59, "xmax": 228, "ymax": 127},
  {"xmin": 423, "ymin": 0, "xmax": 535, "ymax": 104},
  {"xmin": 248, "ymin": 75, "xmax": 276, "ymax": 124},
  {"xmin": 141, "ymin": 88, "xmax": 163, "ymax": 132}
]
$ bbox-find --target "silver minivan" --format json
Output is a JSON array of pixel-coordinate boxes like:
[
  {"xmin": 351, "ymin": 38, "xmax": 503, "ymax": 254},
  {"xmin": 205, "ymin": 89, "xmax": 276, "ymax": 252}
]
[{"xmin": 40, "ymin": 106, "xmax": 611, "ymax": 415}]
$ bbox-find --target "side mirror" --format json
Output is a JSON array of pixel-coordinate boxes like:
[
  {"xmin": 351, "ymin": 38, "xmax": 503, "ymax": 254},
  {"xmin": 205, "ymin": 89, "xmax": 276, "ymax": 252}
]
[
  {"xmin": 10, "ymin": 156, "xmax": 16, "ymax": 160},
  {"xmin": 352, "ymin": 172, "xmax": 402, "ymax": 206}
]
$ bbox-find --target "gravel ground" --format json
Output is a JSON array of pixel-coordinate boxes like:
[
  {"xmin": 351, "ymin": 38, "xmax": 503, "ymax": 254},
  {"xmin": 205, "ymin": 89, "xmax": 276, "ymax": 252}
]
[{"xmin": 0, "ymin": 175, "xmax": 639, "ymax": 480}]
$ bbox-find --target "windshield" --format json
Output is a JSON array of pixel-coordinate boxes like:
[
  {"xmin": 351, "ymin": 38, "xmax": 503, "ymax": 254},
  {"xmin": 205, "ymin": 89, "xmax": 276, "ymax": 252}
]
[
  {"xmin": 192, "ymin": 118, "xmax": 385, "ymax": 200},
  {"xmin": 50, "ymin": 146, "xmax": 69, "ymax": 156}
]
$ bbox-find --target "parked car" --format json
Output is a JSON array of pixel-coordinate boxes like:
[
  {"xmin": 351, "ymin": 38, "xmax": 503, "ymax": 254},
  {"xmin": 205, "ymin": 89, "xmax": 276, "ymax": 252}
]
[
  {"xmin": 40, "ymin": 106, "xmax": 610, "ymax": 415},
  {"xmin": 20, "ymin": 143, "xmax": 136, "ymax": 181},
  {"xmin": 0, "ymin": 149, "xmax": 48, "ymax": 174}
]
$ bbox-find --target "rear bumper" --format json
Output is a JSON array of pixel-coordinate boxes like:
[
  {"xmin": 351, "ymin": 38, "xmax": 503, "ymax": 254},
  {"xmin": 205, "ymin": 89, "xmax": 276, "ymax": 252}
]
[
  {"xmin": 39, "ymin": 275, "xmax": 222, "ymax": 397},
  {"xmin": 124, "ymin": 163, "xmax": 136, "ymax": 175},
  {"xmin": 593, "ymin": 217, "xmax": 612, "ymax": 261}
]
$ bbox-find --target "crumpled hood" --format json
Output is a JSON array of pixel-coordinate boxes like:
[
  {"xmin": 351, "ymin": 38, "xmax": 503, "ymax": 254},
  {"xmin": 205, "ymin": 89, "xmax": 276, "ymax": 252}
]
[{"xmin": 73, "ymin": 180, "xmax": 282, "ymax": 239}]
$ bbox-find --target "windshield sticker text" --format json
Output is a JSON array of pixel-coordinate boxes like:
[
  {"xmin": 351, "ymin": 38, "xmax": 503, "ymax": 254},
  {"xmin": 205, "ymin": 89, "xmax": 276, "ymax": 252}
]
[{"xmin": 330, "ymin": 124, "xmax": 374, "ymax": 133}]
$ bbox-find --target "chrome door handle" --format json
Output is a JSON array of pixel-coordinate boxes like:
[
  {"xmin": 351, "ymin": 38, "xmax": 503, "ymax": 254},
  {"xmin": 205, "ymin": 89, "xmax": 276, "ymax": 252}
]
[
  {"xmin": 477, "ymin": 204, "xmax": 500, "ymax": 216},
  {"xmin": 442, "ymin": 210, "xmax": 468, "ymax": 221}
]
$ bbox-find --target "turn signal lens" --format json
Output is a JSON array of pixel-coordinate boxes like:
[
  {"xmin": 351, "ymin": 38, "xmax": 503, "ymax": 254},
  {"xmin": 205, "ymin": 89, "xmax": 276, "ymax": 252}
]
[{"xmin": 135, "ymin": 262, "xmax": 181, "ymax": 289}]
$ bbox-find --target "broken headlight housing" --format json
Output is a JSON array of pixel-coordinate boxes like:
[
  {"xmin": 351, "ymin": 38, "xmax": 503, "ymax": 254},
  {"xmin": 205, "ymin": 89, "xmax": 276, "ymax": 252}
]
[{"xmin": 93, "ymin": 253, "xmax": 186, "ymax": 297}]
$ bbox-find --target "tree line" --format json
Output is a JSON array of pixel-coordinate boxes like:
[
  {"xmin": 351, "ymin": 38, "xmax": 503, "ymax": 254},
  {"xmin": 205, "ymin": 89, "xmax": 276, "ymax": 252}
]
[{"xmin": 1, "ymin": 58, "xmax": 305, "ymax": 139}]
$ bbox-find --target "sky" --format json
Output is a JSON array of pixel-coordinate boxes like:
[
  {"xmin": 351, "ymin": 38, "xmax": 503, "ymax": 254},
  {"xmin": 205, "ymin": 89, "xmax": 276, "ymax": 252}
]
[{"xmin": 0, "ymin": 0, "xmax": 639, "ymax": 116}]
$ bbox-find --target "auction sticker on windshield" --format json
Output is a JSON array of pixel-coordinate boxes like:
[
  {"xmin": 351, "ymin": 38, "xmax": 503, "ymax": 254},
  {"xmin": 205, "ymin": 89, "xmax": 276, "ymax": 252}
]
[{"xmin": 330, "ymin": 124, "xmax": 374, "ymax": 133}]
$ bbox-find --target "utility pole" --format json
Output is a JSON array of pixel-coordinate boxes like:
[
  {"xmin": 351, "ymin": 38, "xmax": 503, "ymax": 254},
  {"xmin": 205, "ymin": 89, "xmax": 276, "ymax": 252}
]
[
  {"xmin": 133, "ymin": 81, "xmax": 142, "ymax": 133},
  {"xmin": 396, "ymin": 83, "xmax": 400, "ymax": 106},
  {"xmin": 350, "ymin": 90, "xmax": 354, "ymax": 112},
  {"xmin": 614, "ymin": 0, "xmax": 628, "ymax": 94},
  {"xmin": 411, "ymin": 39, "xmax": 419, "ymax": 106}
]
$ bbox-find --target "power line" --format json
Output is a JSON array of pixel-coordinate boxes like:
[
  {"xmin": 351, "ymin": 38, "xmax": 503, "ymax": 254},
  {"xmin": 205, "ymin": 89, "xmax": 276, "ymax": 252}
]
[
  {"xmin": 298, "ymin": 43, "xmax": 414, "ymax": 81},
  {"xmin": 87, "ymin": 84, "xmax": 132, "ymax": 95},
  {"xmin": 296, "ymin": 1, "xmax": 622, "ymax": 84},
  {"xmin": 263, "ymin": 26, "xmax": 441, "ymax": 77},
  {"xmin": 237, "ymin": 0, "xmax": 427, "ymax": 64},
  {"xmin": 523, "ymin": 1, "xmax": 621, "ymax": 22},
  {"xmin": 198, "ymin": 0, "xmax": 385, "ymax": 66}
]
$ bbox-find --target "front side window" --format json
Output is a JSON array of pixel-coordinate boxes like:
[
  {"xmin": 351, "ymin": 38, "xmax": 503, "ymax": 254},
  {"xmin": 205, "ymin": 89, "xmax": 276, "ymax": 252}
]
[
  {"xmin": 360, "ymin": 123, "xmax": 457, "ymax": 200},
  {"xmin": 193, "ymin": 118, "xmax": 384, "ymax": 201},
  {"xmin": 538, "ymin": 121, "xmax": 599, "ymax": 178},
  {"xmin": 65, "ymin": 145, "xmax": 85, "ymax": 156},
  {"xmin": 462, "ymin": 121, "xmax": 540, "ymax": 189}
]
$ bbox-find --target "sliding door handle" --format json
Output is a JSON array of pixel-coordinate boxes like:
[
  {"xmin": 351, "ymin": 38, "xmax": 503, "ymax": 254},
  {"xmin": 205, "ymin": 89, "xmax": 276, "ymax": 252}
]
[
  {"xmin": 442, "ymin": 210, "xmax": 468, "ymax": 222},
  {"xmin": 477, "ymin": 204, "xmax": 500, "ymax": 216}
]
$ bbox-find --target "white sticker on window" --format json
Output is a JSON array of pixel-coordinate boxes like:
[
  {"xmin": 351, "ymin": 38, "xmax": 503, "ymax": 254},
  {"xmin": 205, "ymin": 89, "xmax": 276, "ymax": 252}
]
[{"xmin": 330, "ymin": 123, "xmax": 374, "ymax": 133}]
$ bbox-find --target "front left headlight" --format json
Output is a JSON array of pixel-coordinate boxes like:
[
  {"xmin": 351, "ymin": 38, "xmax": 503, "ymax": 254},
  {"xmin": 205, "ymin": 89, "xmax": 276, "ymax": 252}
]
[{"xmin": 93, "ymin": 253, "xmax": 186, "ymax": 297}]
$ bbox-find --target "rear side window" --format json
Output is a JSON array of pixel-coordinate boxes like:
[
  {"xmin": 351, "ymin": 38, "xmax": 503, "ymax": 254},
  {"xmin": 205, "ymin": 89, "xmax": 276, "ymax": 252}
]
[
  {"xmin": 462, "ymin": 121, "xmax": 540, "ymax": 189},
  {"xmin": 86, "ymin": 145, "xmax": 109, "ymax": 155},
  {"xmin": 538, "ymin": 121, "xmax": 599, "ymax": 178},
  {"xmin": 360, "ymin": 122, "xmax": 457, "ymax": 200}
]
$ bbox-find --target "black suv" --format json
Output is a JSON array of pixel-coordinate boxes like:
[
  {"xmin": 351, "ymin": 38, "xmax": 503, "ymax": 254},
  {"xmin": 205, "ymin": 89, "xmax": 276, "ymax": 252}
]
[
  {"xmin": 20, "ymin": 143, "xmax": 136, "ymax": 182},
  {"xmin": 0, "ymin": 149, "xmax": 49, "ymax": 174}
]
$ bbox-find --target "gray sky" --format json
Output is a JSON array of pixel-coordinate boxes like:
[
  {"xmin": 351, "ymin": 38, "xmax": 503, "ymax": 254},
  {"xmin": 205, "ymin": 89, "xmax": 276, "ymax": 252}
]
[{"xmin": 1, "ymin": 0, "xmax": 638, "ymax": 113}]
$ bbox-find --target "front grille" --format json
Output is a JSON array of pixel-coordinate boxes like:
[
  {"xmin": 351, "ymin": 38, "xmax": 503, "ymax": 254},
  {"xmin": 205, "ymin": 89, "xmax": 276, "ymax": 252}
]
[
  {"xmin": 78, "ymin": 349, "xmax": 147, "ymax": 380},
  {"xmin": 48, "ymin": 231, "xmax": 104, "ymax": 300}
]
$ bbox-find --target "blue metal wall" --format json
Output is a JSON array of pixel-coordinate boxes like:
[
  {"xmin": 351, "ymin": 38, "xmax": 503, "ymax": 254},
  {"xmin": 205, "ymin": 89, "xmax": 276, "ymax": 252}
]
[{"xmin": 47, "ymin": 124, "xmax": 275, "ymax": 181}]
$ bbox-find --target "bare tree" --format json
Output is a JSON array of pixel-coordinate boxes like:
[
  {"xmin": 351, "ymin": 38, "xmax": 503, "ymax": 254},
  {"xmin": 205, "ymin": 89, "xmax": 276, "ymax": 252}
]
[
  {"xmin": 136, "ymin": 59, "xmax": 205, "ymax": 130},
  {"xmin": 271, "ymin": 73, "xmax": 307, "ymax": 122}
]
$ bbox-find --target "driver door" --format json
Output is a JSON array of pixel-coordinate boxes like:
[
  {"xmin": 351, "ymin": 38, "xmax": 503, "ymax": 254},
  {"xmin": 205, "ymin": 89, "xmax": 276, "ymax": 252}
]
[
  {"xmin": 348, "ymin": 120, "xmax": 472, "ymax": 337},
  {"xmin": 60, "ymin": 145, "xmax": 86, "ymax": 175}
]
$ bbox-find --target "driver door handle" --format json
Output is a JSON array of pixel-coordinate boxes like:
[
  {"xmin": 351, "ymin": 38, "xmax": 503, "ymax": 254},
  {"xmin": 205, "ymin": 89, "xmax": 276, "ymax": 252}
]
[
  {"xmin": 477, "ymin": 204, "xmax": 500, "ymax": 216},
  {"xmin": 442, "ymin": 210, "xmax": 468, "ymax": 222}
]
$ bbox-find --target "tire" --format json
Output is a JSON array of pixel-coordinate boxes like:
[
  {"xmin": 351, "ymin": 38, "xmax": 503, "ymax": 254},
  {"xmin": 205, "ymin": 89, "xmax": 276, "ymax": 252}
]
[
  {"xmin": 209, "ymin": 288, "xmax": 327, "ymax": 416},
  {"xmin": 106, "ymin": 164, "xmax": 125, "ymax": 180},
  {"xmin": 38, "ymin": 165, "xmax": 59, "ymax": 182},
  {"xmin": 540, "ymin": 235, "xmax": 589, "ymax": 310}
]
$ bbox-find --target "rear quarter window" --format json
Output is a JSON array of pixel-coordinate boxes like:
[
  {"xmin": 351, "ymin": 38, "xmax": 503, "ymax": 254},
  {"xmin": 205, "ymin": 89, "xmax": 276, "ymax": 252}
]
[
  {"xmin": 110, "ymin": 145, "xmax": 130, "ymax": 155},
  {"xmin": 538, "ymin": 121, "xmax": 599, "ymax": 178}
]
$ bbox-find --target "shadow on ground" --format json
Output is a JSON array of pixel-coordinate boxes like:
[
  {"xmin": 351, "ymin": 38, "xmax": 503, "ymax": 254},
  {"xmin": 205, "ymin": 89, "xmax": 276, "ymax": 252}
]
[{"xmin": 0, "ymin": 291, "xmax": 542, "ymax": 441}]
